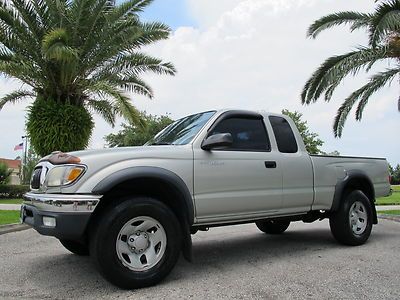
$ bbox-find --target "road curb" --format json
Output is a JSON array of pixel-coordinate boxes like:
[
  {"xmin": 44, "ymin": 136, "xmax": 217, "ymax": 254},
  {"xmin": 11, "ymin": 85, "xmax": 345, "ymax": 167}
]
[
  {"xmin": 378, "ymin": 215, "xmax": 400, "ymax": 223},
  {"xmin": 0, "ymin": 223, "xmax": 30, "ymax": 235}
]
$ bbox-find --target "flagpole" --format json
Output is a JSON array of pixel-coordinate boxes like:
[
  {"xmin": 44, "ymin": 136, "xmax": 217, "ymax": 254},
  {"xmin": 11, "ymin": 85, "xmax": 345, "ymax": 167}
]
[{"xmin": 22, "ymin": 135, "xmax": 28, "ymax": 183}]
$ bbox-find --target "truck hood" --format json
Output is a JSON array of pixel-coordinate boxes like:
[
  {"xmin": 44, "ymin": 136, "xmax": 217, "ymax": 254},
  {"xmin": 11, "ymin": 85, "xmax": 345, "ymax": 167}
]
[{"xmin": 69, "ymin": 145, "xmax": 193, "ymax": 165}]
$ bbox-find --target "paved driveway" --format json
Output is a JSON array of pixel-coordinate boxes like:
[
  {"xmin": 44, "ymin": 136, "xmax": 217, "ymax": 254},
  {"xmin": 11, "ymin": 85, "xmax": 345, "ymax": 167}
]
[{"xmin": 1, "ymin": 219, "xmax": 399, "ymax": 299}]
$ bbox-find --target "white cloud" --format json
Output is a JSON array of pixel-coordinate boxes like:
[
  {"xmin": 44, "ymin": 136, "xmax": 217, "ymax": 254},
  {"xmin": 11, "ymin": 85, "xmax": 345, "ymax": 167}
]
[{"xmin": 0, "ymin": 0, "xmax": 399, "ymax": 165}]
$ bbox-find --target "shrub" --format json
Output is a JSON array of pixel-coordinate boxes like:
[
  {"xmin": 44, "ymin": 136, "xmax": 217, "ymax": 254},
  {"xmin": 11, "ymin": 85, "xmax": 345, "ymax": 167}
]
[
  {"xmin": 0, "ymin": 162, "xmax": 12, "ymax": 185},
  {"xmin": 0, "ymin": 185, "xmax": 30, "ymax": 199},
  {"xmin": 27, "ymin": 99, "xmax": 94, "ymax": 157}
]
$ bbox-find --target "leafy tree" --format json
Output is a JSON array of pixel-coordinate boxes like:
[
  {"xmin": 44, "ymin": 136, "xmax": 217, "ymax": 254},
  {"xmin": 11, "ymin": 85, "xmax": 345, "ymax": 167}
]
[
  {"xmin": 389, "ymin": 163, "xmax": 400, "ymax": 184},
  {"xmin": 282, "ymin": 109, "xmax": 324, "ymax": 154},
  {"xmin": 302, "ymin": 0, "xmax": 400, "ymax": 137},
  {"xmin": 0, "ymin": 162, "xmax": 12, "ymax": 185},
  {"xmin": 20, "ymin": 147, "xmax": 41, "ymax": 185},
  {"xmin": 322, "ymin": 150, "xmax": 341, "ymax": 156},
  {"xmin": 105, "ymin": 111, "xmax": 173, "ymax": 147},
  {"xmin": 0, "ymin": 0, "xmax": 176, "ymax": 156}
]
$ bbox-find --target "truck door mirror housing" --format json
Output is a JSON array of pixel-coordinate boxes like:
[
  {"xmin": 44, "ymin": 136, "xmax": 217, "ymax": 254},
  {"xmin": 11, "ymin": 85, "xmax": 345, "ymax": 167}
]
[{"xmin": 201, "ymin": 133, "xmax": 233, "ymax": 150}]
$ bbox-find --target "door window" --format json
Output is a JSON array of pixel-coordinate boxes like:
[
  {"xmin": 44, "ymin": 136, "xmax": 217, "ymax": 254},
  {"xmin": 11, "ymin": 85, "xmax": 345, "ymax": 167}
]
[{"xmin": 209, "ymin": 117, "xmax": 270, "ymax": 151}]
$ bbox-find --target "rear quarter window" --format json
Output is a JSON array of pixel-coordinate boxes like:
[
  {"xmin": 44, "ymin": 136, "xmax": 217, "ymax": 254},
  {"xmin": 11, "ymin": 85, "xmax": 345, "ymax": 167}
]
[{"xmin": 269, "ymin": 116, "xmax": 298, "ymax": 153}]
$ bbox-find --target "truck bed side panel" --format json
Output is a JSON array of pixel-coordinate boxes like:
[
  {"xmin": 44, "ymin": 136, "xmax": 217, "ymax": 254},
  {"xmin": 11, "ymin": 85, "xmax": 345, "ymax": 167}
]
[{"xmin": 310, "ymin": 155, "xmax": 390, "ymax": 210}]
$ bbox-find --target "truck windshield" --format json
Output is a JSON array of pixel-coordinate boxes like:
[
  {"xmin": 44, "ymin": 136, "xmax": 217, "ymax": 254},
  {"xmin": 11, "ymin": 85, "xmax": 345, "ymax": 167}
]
[{"xmin": 146, "ymin": 111, "xmax": 216, "ymax": 145}]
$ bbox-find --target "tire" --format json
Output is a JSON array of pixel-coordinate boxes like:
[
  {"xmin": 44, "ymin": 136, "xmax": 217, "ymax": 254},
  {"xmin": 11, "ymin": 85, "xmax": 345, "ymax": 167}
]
[
  {"xmin": 90, "ymin": 197, "xmax": 182, "ymax": 289},
  {"xmin": 255, "ymin": 220, "xmax": 290, "ymax": 234},
  {"xmin": 59, "ymin": 239, "xmax": 89, "ymax": 256},
  {"xmin": 329, "ymin": 190, "xmax": 373, "ymax": 246}
]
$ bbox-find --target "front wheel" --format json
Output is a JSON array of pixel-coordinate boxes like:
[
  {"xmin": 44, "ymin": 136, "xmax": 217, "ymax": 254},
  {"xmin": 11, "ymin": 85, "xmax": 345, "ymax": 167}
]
[
  {"xmin": 255, "ymin": 220, "xmax": 290, "ymax": 234},
  {"xmin": 90, "ymin": 197, "xmax": 182, "ymax": 289},
  {"xmin": 329, "ymin": 190, "xmax": 373, "ymax": 246}
]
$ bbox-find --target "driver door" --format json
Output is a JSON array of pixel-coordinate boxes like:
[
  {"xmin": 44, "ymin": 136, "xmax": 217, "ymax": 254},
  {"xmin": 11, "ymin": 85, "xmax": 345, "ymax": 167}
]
[{"xmin": 193, "ymin": 113, "xmax": 283, "ymax": 223}]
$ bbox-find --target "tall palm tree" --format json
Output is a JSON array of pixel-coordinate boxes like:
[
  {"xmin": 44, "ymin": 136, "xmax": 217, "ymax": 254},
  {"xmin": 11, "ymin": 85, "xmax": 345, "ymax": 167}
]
[
  {"xmin": 301, "ymin": 0, "xmax": 400, "ymax": 137},
  {"xmin": 0, "ymin": 0, "xmax": 176, "ymax": 156}
]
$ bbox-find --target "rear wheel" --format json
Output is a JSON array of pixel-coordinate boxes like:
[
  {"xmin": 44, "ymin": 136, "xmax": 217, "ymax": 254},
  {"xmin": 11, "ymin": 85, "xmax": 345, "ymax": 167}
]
[
  {"xmin": 329, "ymin": 190, "xmax": 373, "ymax": 246},
  {"xmin": 256, "ymin": 220, "xmax": 290, "ymax": 234},
  {"xmin": 90, "ymin": 197, "xmax": 182, "ymax": 289},
  {"xmin": 59, "ymin": 239, "xmax": 89, "ymax": 256}
]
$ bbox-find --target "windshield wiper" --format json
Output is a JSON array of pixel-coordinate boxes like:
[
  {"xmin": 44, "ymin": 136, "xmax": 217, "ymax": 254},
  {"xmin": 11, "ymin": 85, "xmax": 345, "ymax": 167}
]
[{"xmin": 148, "ymin": 142, "xmax": 172, "ymax": 146}]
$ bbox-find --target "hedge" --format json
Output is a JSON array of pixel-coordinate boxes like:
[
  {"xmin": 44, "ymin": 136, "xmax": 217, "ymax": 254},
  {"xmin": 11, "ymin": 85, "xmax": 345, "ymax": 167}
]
[{"xmin": 0, "ymin": 185, "xmax": 30, "ymax": 199}]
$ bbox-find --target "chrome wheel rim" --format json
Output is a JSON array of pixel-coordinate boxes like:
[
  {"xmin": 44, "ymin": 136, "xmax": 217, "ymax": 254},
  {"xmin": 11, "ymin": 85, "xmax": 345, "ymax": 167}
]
[
  {"xmin": 349, "ymin": 201, "xmax": 368, "ymax": 235},
  {"xmin": 116, "ymin": 216, "xmax": 167, "ymax": 271}
]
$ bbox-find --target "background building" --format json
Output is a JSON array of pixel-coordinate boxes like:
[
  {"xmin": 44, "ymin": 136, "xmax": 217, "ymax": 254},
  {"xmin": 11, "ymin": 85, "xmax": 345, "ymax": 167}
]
[{"xmin": 0, "ymin": 158, "xmax": 21, "ymax": 185}]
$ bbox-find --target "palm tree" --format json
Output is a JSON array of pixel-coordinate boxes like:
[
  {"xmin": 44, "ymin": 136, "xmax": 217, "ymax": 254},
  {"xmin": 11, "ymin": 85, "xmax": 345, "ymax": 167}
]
[
  {"xmin": 0, "ymin": 0, "xmax": 176, "ymax": 156},
  {"xmin": 301, "ymin": 0, "xmax": 400, "ymax": 137}
]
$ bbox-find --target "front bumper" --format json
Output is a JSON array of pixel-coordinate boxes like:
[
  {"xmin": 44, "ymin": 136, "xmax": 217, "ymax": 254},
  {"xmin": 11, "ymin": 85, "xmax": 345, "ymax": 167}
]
[{"xmin": 21, "ymin": 192, "xmax": 102, "ymax": 240}]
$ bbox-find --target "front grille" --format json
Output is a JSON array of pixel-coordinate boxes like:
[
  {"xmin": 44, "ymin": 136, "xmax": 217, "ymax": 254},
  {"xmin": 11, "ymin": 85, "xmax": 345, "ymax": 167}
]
[{"xmin": 31, "ymin": 167, "xmax": 42, "ymax": 189}]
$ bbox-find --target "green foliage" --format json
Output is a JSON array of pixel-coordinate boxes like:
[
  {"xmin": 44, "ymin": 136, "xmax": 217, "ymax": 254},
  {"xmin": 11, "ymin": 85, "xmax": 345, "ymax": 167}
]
[
  {"xmin": 389, "ymin": 163, "xmax": 400, "ymax": 184},
  {"xmin": 20, "ymin": 147, "xmax": 40, "ymax": 185},
  {"xmin": 0, "ymin": 0, "xmax": 176, "ymax": 154},
  {"xmin": 0, "ymin": 185, "xmax": 30, "ymax": 199},
  {"xmin": 302, "ymin": 0, "xmax": 400, "ymax": 137},
  {"xmin": 27, "ymin": 99, "xmax": 94, "ymax": 156},
  {"xmin": 0, "ymin": 162, "xmax": 12, "ymax": 184},
  {"xmin": 282, "ymin": 109, "xmax": 324, "ymax": 154},
  {"xmin": 105, "ymin": 111, "xmax": 173, "ymax": 147}
]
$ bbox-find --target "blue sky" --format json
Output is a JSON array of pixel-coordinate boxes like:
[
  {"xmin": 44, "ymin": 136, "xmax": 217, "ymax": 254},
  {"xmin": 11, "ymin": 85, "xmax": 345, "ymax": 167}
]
[{"xmin": 118, "ymin": 0, "xmax": 196, "ymax": 29}]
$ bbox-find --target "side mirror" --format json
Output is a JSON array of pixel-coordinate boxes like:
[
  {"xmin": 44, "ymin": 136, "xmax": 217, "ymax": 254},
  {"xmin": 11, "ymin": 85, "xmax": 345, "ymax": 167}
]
[{"xmin": 201, "ymin": 133, "xmax": 233, "ymax": 150}]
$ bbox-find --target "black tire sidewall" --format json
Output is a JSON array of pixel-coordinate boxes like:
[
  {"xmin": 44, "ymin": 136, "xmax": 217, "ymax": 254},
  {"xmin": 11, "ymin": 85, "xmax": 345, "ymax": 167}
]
[
  {"xmin": 330, "ymin": 190, "xmax": 373, "ymax": 245},
  {"xmin": 90, "ymin": 197, "xmax": 182, "ymax": 289},
  {"xmin": 256, "ymin": 220, "xmax": 290, "ymax": 234}
]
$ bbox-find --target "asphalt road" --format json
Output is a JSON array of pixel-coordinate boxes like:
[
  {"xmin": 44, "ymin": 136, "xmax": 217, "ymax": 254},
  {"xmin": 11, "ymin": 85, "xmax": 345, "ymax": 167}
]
[{"xmin": 1, "ymin": 220, "xmax": 399, "ymax": 300}]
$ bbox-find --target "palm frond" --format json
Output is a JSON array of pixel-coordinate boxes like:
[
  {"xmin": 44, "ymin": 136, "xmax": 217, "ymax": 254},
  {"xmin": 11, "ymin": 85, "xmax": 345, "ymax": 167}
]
[
  {"xmin": 307, "ymin": 11, "xmax": 371, "ymax": 38},
  {"xmin": 86, "ymin": 98, "xmax": 116, "ymax": 127},
  {"xmin": 94, "ymin": 52, "xmax": 176, "ymax": 81},
  {"xmin": 108, "ymin": 0, "xmax": 153, "ymax": 21},
  {"xmin": 115, "ymin": 73, "xmax": 154, "ymax": 98},
  {"xmin": 69, "ymin": 0, "xmax": 105, "ymax": 44},
  {"xmin": 85, "ymin": 81, "xmax": 145, "ymax": 127},
  {"xmin": 369, "ymin": 0, "xmax": 400, "ymax": 47},
  {"xmin": 302, "ymin": 46, "xmax": 389, "ymax": 104},
  {"xmin": 12, "ymin": 0, "xmax": 44, "ymax": 39},
  {"xmin": 0, "ymin": 3, "xmax": 41, "ymax": 59},
  {"xmin": 0, "ymin": 89, "xmax": 35, "ymax": 110},
  {"xmin": 41, "ymin": 28, "xmax": 78, "ymax": 62},
  {"xmin": 333, "ymin": 67, "xmax": 400, "ymax": 137}
]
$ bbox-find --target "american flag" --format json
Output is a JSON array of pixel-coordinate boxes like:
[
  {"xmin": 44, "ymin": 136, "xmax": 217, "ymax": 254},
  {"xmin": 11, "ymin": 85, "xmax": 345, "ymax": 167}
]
[{"xmin": 14, "ymin": 143, "xmax": 23, "ymax": 151}]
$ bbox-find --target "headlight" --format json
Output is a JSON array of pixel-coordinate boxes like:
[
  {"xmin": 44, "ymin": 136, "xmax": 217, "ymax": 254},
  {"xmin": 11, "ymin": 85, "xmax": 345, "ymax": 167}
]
[{"xmin": 46, "ymin": 165, "xmax": 86, "ymax": 187}]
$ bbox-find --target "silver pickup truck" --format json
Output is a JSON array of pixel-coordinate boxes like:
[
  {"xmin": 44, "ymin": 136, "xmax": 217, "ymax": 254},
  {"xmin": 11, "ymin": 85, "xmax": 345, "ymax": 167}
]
[{"xmin": 21, "ymin": 109, "xmax": 391, "ymax": 289}]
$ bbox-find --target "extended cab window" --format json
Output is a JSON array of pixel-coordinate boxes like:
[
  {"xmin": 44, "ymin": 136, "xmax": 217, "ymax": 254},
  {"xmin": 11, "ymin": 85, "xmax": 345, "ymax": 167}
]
[
  {"xmin": 269, "ymin": 116, "xmax": 298, "ymax": 153},
  {"xmin": 210, "ymin": 117, "xmax": 270, "ymax": 151}
]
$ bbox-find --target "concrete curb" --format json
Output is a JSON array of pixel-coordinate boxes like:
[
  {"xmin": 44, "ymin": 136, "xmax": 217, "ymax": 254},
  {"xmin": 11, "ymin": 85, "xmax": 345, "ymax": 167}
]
[
  {"xmin": 0, "ymin": 223, "xmax": 30, "ymax": 235},
  {"xmin": 378, "ymin": 215, "xmax": 400, "ymax": 223}
]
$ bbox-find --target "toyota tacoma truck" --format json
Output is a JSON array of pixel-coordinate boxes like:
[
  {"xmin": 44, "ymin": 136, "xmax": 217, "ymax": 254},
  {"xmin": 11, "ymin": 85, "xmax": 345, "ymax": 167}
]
[{"xmin": 21, "ymin": 109, "xmax": 391, "ymax": 289}]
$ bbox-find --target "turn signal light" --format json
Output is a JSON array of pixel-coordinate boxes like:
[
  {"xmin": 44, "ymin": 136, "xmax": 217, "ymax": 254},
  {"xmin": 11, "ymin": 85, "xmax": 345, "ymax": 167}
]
[{"xmin": 67, "ymin": 168, "xmax": 84, "ymax": 182}]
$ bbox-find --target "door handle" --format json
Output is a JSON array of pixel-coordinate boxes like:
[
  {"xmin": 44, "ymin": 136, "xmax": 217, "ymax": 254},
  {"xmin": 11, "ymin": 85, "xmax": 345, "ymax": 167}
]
[{"xmin": 264, "ymin": 161, "xmax": 277, "ymax": 168}]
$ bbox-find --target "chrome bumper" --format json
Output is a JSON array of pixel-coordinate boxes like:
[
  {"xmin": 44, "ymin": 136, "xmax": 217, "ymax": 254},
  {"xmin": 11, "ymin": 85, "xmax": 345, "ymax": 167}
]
[
  {"xmin": 21, "ymin": 192, "xmax": 102, "ymax": 239},
  {"xmin": 23, "ymin": 192, "xmax": 102, "ymax": 213}
]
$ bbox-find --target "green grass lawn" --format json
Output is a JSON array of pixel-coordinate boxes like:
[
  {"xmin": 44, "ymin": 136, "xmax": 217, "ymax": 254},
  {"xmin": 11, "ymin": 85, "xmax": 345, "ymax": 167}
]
[
  {"xmin": 392, "ymin": 185, "xmax": 400, "ymax": 192},
  {"xmin": 0, "ymin": 199, "xmax": 23, "ymax": 204},
  {"xmin": 378, "ymin": 210, "xmax": 400, "ymax": 215},
  {"xmin": 376, "ymin": 186, "xmax": 400, "ymax": 206},
  {"xmin": 0, "ymin": 210, "xmax": 20, "ymax": 225}
]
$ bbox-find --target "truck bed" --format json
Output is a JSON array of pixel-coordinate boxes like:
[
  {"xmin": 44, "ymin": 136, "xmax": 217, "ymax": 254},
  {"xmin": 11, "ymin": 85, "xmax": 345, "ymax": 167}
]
[{"xmin": 309, "ymin": 154, "xmax": 390, "ymax": 211}]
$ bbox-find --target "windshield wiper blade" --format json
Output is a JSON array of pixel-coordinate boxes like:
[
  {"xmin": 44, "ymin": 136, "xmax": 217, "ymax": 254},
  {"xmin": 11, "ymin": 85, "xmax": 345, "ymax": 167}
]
[{"xmin": 149, "ymin": 142, "xmax": 172, "ymax": 146}]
